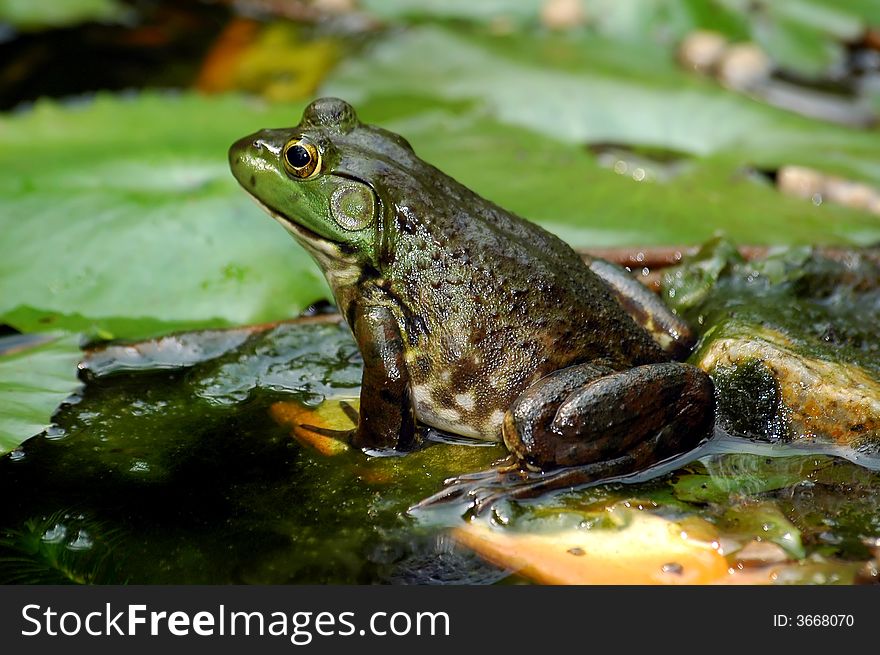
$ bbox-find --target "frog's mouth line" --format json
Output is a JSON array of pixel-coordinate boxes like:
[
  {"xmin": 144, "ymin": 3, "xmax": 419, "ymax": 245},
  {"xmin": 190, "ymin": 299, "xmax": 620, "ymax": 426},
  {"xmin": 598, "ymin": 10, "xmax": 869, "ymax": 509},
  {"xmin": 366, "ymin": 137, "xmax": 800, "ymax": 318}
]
[
  {"xmin": 246, "ymin": 193, "xmax": 359, "ymax": 279},
  {"xmin": 247, "ymin": 193, "xmax": 325, "ymax": 244}
]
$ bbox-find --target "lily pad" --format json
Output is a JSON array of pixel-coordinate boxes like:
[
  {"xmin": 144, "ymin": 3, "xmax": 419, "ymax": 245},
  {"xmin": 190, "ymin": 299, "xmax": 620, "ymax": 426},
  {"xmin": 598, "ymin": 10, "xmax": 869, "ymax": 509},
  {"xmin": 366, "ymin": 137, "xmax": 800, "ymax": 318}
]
[
  {"xmin": 360, "ymin": 0, "xmax": 545, "ymax": 25},
  {"xmin": 0, "ymin": 319, "xmax": 504, "ymax": 583},
  {"xmin": 363, "ymin": 0, "xmax": 877, "ymax": 78},
  {"xmin": 0, "ymin": 333, "xmax": 81, "ymax": 455},
  {"xmin": 0, "ymin": 93, "xmax": 329, "ymax": 339},
  {"xmin": 0, "ymin": 0, "xmax": 124, "ymax": 30},
  {"xmin": 324, "ymin": 25, "xmax": 880, "ymax": 246}
]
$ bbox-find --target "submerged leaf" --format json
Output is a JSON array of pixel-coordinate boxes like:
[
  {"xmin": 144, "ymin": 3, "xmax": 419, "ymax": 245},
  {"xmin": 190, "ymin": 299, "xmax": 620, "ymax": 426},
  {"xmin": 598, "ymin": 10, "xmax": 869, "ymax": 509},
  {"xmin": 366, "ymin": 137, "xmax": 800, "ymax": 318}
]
[
  {"xmin": 0, "ymin": 333, "xmax": 81, "ymax": 455},
  {"xmin": 721, "ymin": 501, "xmax": 805, "ymax": 559},
  {"xmin": 672, "ymin": 454, "xmax": 835, "ymax": 503}
]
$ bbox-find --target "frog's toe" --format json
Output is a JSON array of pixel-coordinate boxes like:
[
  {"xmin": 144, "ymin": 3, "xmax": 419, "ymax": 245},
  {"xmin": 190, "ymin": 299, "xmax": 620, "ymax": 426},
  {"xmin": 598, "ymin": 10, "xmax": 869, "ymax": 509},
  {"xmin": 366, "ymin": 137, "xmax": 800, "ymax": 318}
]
[
  {"xmin": 412, "ymin": 433, "xmax": 710, "ymax": 517},
  {"xmin": 299, "ymin": 423, "xmax": 355, "ymax": 441},
  {"xmin": 412, "ymin": 465, "xmax": 590, "ymax": 517},
  {"xmin": 269, "ymin": 398, "xmax": 358, "ymax": 456},
  {"xmin": 299, "ymin": 399, "xmax": 359, "ymax": 441},
  {"xmin": 445, "ymin": 456, "xmax": 521, "ymax": 481},
  {"xmin": 463, "ymin": 451, "xmax": 666, "ymax": 515},
  {"xmin": 410, "ymin": 458, "xmax": 596, "ymax": 517},
  {"xmin": 409, "ymin": 458, "xmax": 524, "ymax": 513}
]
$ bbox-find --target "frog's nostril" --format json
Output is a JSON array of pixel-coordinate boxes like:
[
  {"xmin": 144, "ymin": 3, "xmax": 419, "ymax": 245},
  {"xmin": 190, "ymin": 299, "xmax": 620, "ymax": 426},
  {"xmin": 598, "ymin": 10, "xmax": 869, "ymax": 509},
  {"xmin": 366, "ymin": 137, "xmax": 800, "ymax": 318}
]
[{"xmin": 252, "ymin": 137, "xmax": 283, "ymax": 155}]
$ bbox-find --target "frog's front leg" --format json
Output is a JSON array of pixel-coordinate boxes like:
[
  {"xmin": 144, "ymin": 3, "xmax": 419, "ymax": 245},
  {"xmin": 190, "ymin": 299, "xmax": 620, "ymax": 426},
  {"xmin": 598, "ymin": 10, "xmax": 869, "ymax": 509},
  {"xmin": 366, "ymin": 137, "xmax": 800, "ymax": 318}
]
[
  {"xmin": 350, "ymin": 303, "xmax": 418, "ymax": 451},
  {"xmin": 504, "ymin": 361, "xmax": 715, "ymax": 471}
]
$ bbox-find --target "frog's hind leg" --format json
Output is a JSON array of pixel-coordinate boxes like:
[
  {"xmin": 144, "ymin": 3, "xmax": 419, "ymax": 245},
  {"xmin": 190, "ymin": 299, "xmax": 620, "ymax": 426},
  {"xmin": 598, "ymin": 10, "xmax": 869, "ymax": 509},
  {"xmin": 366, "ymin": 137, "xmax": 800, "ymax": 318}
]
[
  {"xmin": 504, "ymin": 361, "xmax": 715, "ymax": 472},
  {"xmin": 412, "ymin": 362, "xmax": 714, "ymax": 516}
]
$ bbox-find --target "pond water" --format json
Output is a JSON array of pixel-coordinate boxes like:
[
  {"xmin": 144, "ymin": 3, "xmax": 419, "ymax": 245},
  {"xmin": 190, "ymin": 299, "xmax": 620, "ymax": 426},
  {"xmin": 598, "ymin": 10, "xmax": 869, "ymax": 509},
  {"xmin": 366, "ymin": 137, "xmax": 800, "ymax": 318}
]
[
  {"xmin": 0, "ymin": 320, "xmax": 509, "ymax": 584},
  {"xmin": 2, "ymin": 306, "xmax": 879, "ymax": 584}
]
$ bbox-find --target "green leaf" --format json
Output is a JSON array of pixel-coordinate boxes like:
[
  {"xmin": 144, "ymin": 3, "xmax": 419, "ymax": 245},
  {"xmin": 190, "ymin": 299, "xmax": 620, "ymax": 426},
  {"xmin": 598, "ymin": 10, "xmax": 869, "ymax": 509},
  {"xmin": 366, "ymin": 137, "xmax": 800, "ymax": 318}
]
[
  {"xmin": 749, "ymin": 11, "xmax": 845, "ymax": 78},
  {"xmin": 0, "ymin": 0, "xmax": 124, "ymax": 29},
  {"xmin": 721, "ymin": 501, "xmax": 805, "ymax": 558},
  {"xmin": 0, "ymin": 93, "xmax": 330, "ymax": 339},
  {"xmin": 672, "ymin": 454, "xmax": 835, "ymax": 503},
  {"xmin": 324, "ymin": 26, "xmax": 880, "ymax": 246},
  {"xmin": 361, "ymin": 0, "xmax": 545, "ymax": 24},
  {"xmin": 363, "ymin": 0, "xmax": 875, "ymax": 77},
  {"xmin": 327, "ymin": 25, "xmax": 880, "ymax": 163},
  {"xmin": 0, "ymin": 333, "xmax": 81, "ymax": 455}
]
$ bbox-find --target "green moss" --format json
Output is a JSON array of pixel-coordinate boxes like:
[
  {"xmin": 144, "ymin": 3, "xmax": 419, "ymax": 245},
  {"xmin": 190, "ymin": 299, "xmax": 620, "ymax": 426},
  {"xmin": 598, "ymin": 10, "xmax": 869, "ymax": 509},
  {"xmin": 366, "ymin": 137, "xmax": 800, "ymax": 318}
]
[
  {"xmin": 711, "ymin": 359, "xmax": 789, "ymax": 441},
  {"xmin": 667, "ymin": 240, "xmax": 880, "ymax": 377}
]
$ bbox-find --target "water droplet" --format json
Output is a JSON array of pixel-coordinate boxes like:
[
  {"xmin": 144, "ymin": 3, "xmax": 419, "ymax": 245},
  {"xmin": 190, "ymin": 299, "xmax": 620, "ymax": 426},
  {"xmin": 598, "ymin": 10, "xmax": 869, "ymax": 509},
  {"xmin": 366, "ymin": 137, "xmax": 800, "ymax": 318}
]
[
  {"xmin": 42, "ymin": 524, "xmax": 67, "ymax": 544},
  {"xmin": 129, "ymin": 459, "xmax": 151, "ymax": 473},
  {"xmin": 490, "ymin": 506, "xmax": 510, "ymax": 526},
  {"xmin": 67, "ymin": 530, "xmax": 94, "ymax": 551}
]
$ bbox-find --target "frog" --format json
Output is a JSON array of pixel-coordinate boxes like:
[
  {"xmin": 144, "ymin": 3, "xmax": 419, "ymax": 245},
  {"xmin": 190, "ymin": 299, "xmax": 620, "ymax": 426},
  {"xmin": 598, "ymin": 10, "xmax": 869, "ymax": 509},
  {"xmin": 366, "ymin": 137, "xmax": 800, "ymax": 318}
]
[{"xmin": 228, "ymin": 97, "xmax": 715, "ymax": 508}]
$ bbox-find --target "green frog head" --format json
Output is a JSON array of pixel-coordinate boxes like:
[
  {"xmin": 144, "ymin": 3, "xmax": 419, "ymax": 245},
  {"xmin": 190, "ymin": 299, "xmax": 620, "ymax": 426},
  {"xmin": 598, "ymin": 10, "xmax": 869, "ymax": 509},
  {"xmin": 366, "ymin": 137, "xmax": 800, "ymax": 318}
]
[{"xmin": 229, "ymin": 97, "xmax": 416, "ymax": 275}]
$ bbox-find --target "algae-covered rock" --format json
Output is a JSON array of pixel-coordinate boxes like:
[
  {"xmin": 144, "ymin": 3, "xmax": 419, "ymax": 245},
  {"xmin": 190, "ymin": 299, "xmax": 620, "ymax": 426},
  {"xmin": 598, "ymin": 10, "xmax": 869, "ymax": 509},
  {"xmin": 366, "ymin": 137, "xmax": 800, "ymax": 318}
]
[
  {"xmin": 700, "ymin": 323, "xmax": 880, "ymax": 447},
  {"xmin": 663, "ymin": 239, "xmax": 880, "ymax": 450}
]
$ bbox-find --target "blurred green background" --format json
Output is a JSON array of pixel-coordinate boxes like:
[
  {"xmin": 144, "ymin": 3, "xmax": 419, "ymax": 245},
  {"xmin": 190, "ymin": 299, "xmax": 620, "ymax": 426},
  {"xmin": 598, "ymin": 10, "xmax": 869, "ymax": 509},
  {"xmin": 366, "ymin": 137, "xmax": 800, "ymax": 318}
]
[{"xmin": 2, "ymin": 0, "xmax": 880, "ymax": 342}]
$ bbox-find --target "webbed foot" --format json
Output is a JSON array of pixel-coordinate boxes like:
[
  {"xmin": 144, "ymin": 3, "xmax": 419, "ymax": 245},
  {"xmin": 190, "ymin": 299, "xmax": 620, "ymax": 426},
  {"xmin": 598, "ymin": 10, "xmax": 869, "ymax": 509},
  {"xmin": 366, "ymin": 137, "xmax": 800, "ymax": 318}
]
[{"xmin": 412, "ymin": 430, "xmax": 707, "ymax": 516}]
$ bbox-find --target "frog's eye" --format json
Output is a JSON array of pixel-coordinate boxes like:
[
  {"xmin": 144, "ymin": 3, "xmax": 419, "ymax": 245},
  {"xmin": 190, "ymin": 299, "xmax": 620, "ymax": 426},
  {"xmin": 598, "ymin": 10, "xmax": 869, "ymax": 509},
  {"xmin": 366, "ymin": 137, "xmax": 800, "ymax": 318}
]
[{"xmin": 282, "ymin": 138, "xmax": 321, "ymax": 179}]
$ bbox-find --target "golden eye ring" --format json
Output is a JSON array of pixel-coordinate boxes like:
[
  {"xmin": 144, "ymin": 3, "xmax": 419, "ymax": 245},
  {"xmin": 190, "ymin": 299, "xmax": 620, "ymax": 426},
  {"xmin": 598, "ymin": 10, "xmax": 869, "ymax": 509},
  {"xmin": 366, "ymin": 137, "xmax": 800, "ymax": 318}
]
[{"xmin": 282, "ymin": 138, "xmax": 321, "ymax": 179}]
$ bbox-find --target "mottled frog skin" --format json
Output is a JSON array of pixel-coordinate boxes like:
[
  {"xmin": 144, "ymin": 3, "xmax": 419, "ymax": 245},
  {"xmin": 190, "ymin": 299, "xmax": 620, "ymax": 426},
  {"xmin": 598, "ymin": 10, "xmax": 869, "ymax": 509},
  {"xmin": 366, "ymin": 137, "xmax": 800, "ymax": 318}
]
[{"xmin": 229, "ymin": 98, "xmax": 714, "ymax": 498}]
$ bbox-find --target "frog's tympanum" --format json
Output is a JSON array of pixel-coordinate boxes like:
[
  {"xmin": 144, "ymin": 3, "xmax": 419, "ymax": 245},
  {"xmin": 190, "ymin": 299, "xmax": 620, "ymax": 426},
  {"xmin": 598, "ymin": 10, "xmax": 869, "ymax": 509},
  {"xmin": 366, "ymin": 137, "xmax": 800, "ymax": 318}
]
[{"xmin": 229, "ymin": 98, "xmax": 715, "ymax": 502}]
